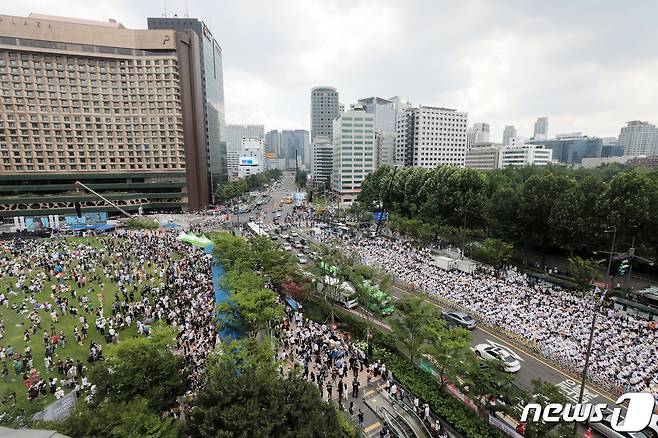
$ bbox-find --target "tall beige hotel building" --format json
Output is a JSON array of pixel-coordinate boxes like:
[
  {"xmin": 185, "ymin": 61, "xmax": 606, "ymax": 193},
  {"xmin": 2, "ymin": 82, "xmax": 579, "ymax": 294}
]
[{"xmin": 0, "ymin": 13, "xmax": 228, "ymax": 218}]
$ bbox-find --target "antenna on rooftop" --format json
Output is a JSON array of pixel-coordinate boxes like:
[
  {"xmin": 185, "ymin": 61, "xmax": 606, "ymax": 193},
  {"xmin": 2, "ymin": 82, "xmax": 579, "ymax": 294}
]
[
  {"xmin": 163, "ymin": 0, "xmax": 168, "ymax": 17},
  {"xmin": 185, "ymin": 0, "xmax": 189, "ymax": 18}
]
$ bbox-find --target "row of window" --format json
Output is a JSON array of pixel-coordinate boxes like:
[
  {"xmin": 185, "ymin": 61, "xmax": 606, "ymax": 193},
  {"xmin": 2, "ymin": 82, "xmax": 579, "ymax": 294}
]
[{"xmin": 2, "ymin": 162, "xmax": 183, "ymax": 172}]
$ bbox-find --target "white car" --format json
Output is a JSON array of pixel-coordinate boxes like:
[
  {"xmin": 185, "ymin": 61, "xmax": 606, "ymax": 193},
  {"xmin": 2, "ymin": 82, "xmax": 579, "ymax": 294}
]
[
  {"xmin": 297, "ymin": 255, "xmax": 308, "ymax": 264},
  {"xmin": 472, "ymin": 343, "xmax": 521, "ymax": 373},
  {"xmin": 280, "ymin": 233, "xmax": 289, "ymax": 240},
  {"xmin": 282, "ymin": 243, "xmax": 292, "ymax": 251},
  {"xmin": 291, "ymin": 231, "xmax": 299, "ymax": 237}
]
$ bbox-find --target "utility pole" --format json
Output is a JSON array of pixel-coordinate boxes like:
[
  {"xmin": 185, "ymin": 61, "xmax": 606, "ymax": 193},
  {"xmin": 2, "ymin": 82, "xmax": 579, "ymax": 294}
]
[{"xmin": 576, "ymin": 228, "xmax": 652, "ymax": 432}]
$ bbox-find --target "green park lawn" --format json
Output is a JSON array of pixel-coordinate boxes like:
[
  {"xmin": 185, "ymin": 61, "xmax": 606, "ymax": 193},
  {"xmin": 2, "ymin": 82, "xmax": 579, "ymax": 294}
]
[{"xmin": 0, "ymin": 237, "xmax": 157, "ymax": 412}]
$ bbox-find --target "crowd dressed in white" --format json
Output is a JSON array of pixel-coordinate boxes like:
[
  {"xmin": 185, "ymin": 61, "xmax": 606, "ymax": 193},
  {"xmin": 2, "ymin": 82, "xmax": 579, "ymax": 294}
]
[{"xmin": 332, "ymin": 234, "xmax": 658, "ymax": 395}]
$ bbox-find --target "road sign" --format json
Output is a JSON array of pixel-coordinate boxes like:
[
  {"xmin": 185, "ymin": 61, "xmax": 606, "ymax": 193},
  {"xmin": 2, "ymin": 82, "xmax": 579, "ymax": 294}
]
[{"xmin": 374, "ymin": 212, "xmax": 389, "ymax": 221}]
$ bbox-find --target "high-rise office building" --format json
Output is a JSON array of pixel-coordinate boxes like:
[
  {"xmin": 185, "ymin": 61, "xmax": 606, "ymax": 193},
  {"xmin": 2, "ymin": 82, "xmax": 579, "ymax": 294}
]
[
  {"xmin": 358, "ymin": 97, "xmax": 397, "ymax": 168},
  {"xmin": 238, "ymin": 137, "xmax": 264, "ymax": 178},
  {"xmin": 466, "ymin": 122, "xmax": 490, "ymax": 148},
  {"xmin": 395, "ymin": 106, "xmax": 468, "ymax": 168},
  {"xmin": 464, "ymin": 143, "xmax": 504, "ymax": 171},
  {"xmin": 312, "ymin": 135, "xmax": 332, "ymax": 189},
  {"xmin": 148, "ymin": 16, "xmax": 227, "ymax": 194},
  {"xmin": 618, "ymin": 121, "xmax": 658, "ymax": 156},
  {"xmin": 264, "ymin": 129, "xmax": 281, "ymax": 155},
  {"xmin": 0, "ymin": 13, "xmax": 212, "ymax": 215},
  {"xmin": 529, "ymin": 133, "xmax": 602, "ymax": 165},
  {"xmin": 375, "ymin": 131, "xmax": 396, "ymax": 168},
  {"xmin": 500, "ymin": 145, "xmax": 553, "ymax": 168},
  {"xmin": 533, "ymin": 117, "xmax": 549, "ymax": 140},
  {"xmin": 311, "ymin": 86, "xmax": 339, "ymax": 141},
  {"xmin": 502, "ymin": 125, "xmax": 517, "ymax": 146},
  {"xmin": 332, "ymin": 107, "xmax": 376, "ymax": 205},
  {"xmin": 280, "ymin": 129, "xmax": 309, "ymax": 167},
  {"xmin": 601, "ymin": 137, "xmax": 624, "ymax": 157},
  {"xmin": 226, "ymin": 124, "xmax": 264, "ymax": 152}
]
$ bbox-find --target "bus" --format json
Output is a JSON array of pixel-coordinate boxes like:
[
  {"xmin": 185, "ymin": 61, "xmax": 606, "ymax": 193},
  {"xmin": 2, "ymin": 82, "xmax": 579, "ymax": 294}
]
[
  {"xmin": 246, "ymin": 221, "xmax": 267, "ymax": 237},
  {"xmin": 317, "ymin": 275, "xmax": 358, "ymax": 309},
  {"xmin": 361, "ymin": 280, "xmax": 395, "ymax": 316}
]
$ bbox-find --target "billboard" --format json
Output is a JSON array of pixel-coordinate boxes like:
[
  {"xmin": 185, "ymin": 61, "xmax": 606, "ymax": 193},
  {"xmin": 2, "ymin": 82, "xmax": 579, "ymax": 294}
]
[
  {"xmin": 25, "ymin": 217, "xmax": 49, "ymax": 231},
  {"xmin": 65, "ymin": 212, "xmax": 108, "ymax": 226},
  {"xmin": 239, "ymin": 157, "xmax": 258, "ymax": 166}
]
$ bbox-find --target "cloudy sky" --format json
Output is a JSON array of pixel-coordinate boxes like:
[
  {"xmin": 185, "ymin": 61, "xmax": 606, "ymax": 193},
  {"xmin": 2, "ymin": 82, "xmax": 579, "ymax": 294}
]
[{"xmin": 7, "ymin": 0, "xmax": 658, "ymax": 140}]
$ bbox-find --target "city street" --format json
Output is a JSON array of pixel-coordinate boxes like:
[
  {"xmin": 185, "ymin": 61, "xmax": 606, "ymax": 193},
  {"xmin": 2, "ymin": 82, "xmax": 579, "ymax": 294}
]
[{"xmin": 244, "ymin": 171, "xmax": 616, "ymax": 412}]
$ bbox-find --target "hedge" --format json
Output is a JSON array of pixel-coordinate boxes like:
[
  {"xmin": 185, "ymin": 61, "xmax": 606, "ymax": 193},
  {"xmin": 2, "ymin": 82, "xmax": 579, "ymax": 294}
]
[
  {"xmin": 303, "ymin": 298, "xmax": 505, "ymax": 438},
  {"xmin": 375, "ymin": 349, "xmax": 505, "ymax": 438}
]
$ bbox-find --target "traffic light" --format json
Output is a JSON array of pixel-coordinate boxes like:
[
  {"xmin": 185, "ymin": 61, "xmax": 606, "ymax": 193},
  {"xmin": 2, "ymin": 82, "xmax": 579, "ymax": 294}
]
[{"xmin": 618, "ymin": 259, "xmax": 630, "ymax": 276}]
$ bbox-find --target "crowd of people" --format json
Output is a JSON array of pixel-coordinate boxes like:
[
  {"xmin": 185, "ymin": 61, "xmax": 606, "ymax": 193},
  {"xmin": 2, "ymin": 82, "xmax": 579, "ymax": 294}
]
[
  {"xmin": 275, "ymin": 305, "xmax": 449, "ymax": 437},
  {"xmin": 331, "ymin": 233, "xmax": 658, "ymax": 395},
  {"xmin": 0, "ymin": 229, "xmax": 218, "ymax": 409}
]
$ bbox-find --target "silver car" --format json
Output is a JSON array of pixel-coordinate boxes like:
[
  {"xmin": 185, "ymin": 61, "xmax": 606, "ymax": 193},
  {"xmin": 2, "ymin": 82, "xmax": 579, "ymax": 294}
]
[{"xmin": 441, "ymin": 310, "xmax": 476, "ymax": 330}]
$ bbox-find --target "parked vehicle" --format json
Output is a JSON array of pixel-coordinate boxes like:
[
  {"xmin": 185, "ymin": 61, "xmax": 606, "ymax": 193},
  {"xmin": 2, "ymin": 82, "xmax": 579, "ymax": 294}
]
[
  {"xmin": 441, "ymin": 310, "xmax": 476, "ymax": 329},
  {"xmin": 316, "ymin": 275, "xmax": 358, "ymax": 309},
  {"xmin": 361, "ymin": 280, "xmax": 395, "ymax": 316}
]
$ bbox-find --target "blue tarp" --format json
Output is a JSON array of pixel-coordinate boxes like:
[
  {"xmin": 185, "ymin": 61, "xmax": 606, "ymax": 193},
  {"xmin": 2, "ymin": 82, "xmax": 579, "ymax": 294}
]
[
  {"xmin": 163, "ymin": 223, "xmax": 179, "ymax": 229},
  {"xmin": 285, "ymin": 296, "xmax": 300, "ymax": 311},
  {"xmin": 68, "ymin": 224, "xmax": 115, "ymax": 231},
  {"xmin": 205, "ymin": 244, "xmax": 243, "ymax": 340}
]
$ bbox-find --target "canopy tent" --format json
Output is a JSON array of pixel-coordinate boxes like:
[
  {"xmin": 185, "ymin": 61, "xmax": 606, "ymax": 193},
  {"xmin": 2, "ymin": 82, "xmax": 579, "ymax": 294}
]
[{"xmin": 177, "ymin": 232, "xmax": 213, "ymax": 248}]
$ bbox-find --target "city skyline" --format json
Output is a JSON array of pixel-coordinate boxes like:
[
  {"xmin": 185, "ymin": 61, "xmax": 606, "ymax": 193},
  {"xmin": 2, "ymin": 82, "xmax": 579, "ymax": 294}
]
[{"xmin": 5, "ymin": 1, "xmax": 658, "ymax": 140}]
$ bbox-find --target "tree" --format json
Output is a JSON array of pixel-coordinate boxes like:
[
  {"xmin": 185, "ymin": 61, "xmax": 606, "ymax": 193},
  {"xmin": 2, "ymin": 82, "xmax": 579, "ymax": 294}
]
[
  {"xmin": 471, "ymin": 238, "xmax": 514, "ymax": 268},
  {"xmin": 217, "ymin": 274, "xmax": 284, "ymax": 338},
  {"xmin": 461, "ymin": 357, "xmax": 516, "ymax": 414},
  {"xmin": 295, "ymin": 170, "xmax": 308, "ymax": 188},
  {"xmin": 188, "ymin": 340, "xmax": 341, "ymax": 438},
  {"xmin": 519, "ymin": 379, "xmax": 575, "ymax": 438},
  {"xmin": 486, "ymin": 185, "xmax": 522, "ymax": 240},
  {"xmin": 88, "ymin": 330, "xmax": 187, "ymax": 413},
  {"xmin": 519, "ymin": 173, "xmax": 575, "ymax": 259},
  {"xmin": 51, "ymin": 397, "xmax": 180, "ymax": 438},
  {"xmin": 390, "ymin": 294, "xmax": 436, "ymax": 363},
  {"xmin": 605, "ymin": 170, "xmax": 658, "ymax": 250},
  {"xmin": 568, "ymin": 256, "xmax": 604, "ymax": 294},
  {"xmin": 249, "ymin": 236, "xmax": 297, "ymax": 290},
  {"xmin": 548, "ymin": 176, "xmax": 606, "ymax": 255},
  {"xmin": 422, "ymin": 319, "xmax": 473, "ymax": 387},
  {"xmin": 281, "ymin": 278, "xmax": 310, "ymax": 303}
]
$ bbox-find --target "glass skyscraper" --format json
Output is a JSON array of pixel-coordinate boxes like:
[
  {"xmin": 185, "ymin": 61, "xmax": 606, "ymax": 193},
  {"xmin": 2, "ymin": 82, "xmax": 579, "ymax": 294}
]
[{"xmin": 148, "ymin": 17, "xmax": 227, "ymax": 196}]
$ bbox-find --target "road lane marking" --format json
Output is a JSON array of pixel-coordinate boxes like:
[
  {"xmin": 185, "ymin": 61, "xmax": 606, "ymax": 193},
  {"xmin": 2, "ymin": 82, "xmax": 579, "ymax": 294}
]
[{"xmin": 389, "ymin": 284, "xmax": 617, "ymax": 404}]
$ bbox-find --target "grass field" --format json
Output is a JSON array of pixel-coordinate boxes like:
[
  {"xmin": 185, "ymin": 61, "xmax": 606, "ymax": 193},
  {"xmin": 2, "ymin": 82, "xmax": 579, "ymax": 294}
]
[{"xmin": 0, "ymin": 237, "xmax": 158, "ymax": 412}]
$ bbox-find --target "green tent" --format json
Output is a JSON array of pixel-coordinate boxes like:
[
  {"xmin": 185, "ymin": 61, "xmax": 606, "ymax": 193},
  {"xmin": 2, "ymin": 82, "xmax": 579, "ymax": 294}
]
[{"xmin": 177, "ymin": 232, "xmax": 213, "ymax": 248}]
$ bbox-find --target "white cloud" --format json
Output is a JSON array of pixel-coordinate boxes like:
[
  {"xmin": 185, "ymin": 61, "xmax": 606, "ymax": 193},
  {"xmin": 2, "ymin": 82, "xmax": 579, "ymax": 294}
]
[{"xmin": 4, "ymin": 0, "xmax": 658, "ymax": 139}]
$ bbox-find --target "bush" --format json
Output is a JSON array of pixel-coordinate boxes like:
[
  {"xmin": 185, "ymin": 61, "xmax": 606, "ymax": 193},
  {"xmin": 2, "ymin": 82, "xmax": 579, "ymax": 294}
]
[
  {"xmin": 334, "ymin": 406, "xmax": 361, "ymax": 438},
  {"xmin": 123, "ymin": 217, "xmax": 159, "ymax": 230},
  {"xmin": 376, "ymin": 349, "xmax": 505, "ymax": 438}
]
